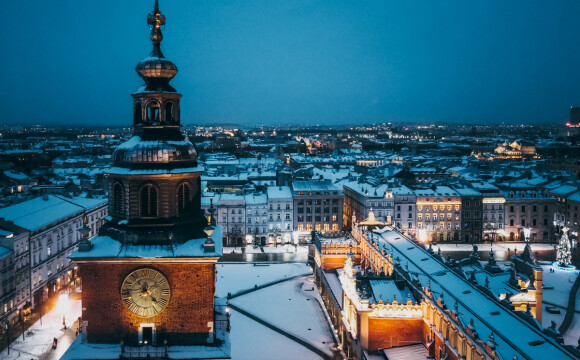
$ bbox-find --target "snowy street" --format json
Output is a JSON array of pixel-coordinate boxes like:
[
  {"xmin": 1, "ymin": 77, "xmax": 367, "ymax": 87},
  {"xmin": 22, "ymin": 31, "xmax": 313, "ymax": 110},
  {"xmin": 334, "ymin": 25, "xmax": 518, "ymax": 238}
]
[{"xmin": 0, "ymin": 296, "xmax": 82, "ymax": 360}]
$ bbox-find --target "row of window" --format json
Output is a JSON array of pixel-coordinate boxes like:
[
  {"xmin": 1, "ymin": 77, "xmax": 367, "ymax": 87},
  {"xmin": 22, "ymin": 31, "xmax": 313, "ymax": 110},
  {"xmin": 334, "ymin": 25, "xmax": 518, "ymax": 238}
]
[
  {"xmin": 297, "ymin": 207, "xmax": 340, "ymax": 214},
  {"xmin": 297, "ymin": 215, "xmax": 338, "ymax": 222},
  {"xmin": 509, "ymin": 205, "xmax": 548, "ymax": 213},
  {"xmin": 508, "ymin": 218, "xmax": 548, "ymax": 227},
  {"xmin": 297, "ymin": 224, "xmax": 339, "ymax": 231},
  {"xmin": 418, "ymin": 213, "xmax": 459, "ymax": 221},
  {"xmin": 296, "ymin": 191, "xmax": 339, "ymax": 196},
  {"xmin": 297, "ymin": 199, "xmax": 339, "ymax": 205},
  {"xmin": 113, "ymin": 182, "xmax": 191, "ymax": 217},
  {"xmin": 418, "ymin": 205, "xmax": 460, "ymax": 211}
]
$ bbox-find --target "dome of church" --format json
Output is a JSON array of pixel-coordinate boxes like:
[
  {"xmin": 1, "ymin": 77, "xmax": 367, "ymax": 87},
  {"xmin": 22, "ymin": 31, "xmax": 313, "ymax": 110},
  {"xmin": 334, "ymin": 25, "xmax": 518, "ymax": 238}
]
[
  {"xmin": 136, "ymin": 55, "xmax": 177, "ymax": 81},
  {"xmin": 112, "ymin": 136, "xmax": 198, "ymax": 167}
]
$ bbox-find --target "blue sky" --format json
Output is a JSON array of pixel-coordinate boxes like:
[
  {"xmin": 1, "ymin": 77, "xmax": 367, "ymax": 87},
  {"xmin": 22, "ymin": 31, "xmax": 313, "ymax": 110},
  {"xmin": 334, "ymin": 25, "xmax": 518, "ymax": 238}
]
[{"xmin": 2, "ymin": 0, "xmax": 580, "ymax": 126}]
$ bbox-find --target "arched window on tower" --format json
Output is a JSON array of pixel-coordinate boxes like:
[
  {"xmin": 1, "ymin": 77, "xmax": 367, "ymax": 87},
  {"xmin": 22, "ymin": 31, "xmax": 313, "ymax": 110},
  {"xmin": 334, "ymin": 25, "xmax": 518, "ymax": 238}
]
[
  {"xmin": 134, "ymin": 102, "xmax": 143, "ymax": 125},
  {"xmin": 177, "ymin": 182, "xmax": 190, "ymax": 214},
  {"xmin": 113, "ymin": 182, "xmax": 124, "ymax": 215},
  {"xmin": 140, "ymin": 184, "xmax": 158, "ymax": 218},
  {"xmin": 164, "ymin": 102, "xmax": 174, "ymax": 123},
  {"xmin": 146, "ymin": 101, "xmax": 160, "ymax": 123}
]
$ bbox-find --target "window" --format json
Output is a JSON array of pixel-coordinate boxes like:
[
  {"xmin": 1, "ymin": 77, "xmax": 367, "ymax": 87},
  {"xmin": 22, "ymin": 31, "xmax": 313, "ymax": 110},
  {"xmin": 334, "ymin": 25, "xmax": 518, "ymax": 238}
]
[
  {"xmin": 532, "ymin": 219, "xmax": 537, "ymax": 226},
  {"xmin": 177, "ymin": 183, "xmax": 190, "ymax": 213},
  {"xmin": 510, "ymin": 206, "xmax": 514, "ymax": 212},
  {"xmin": 521, "ymin": 219, "xmax": 525, "ymax": 226},
  {"xmin": 532, "ymin": 206, "xmax": 537, "ymax": 212},
  {"xmin": 543, "ymin": 218, "xmax": 548, "ymax": 226},
  {"xmin": 544, "ymin": 205, "xmax": 548, "ymax": 212},
  {"xmin": 332, "ymin": 224, "xmax": 338, "ymax": 231},
  {"xmin": 510, "ymin": 219, "xmax": 514, "ymax": 226},
  {"xmin": 140, "ymin": 184, "xmax": 158, "ymax": 217},
  {"xmin": 298, "ymin": 224, "xmax": 304, "ymax": 231},
  {"xmin": 418, "ymin": 213, "xmax": 423, "ymax": 220},
  {"xmin": 324, "ymin": 224, "xmax": 330, "ymax": 231},
  {"xmin": 521, "ymin": 206, "xmax": 526, "ymax": 212},
  {"xmin": 113, "ymin": 183, "xmax": 124, "ymax": 215},
  {"xmin": 332, "ymin": 215, "xmax": 337, "ymax": 221},
  {"xmin": 285, "ymin": 214, "xmax": 290, "ymax": 220},
  {"xmin": 146, "ymin": 101, "xmax": 160, "ymax": 122},
  {"xmin": 455, "ymin": 205, "xmax": 459, "ymax": 211}
]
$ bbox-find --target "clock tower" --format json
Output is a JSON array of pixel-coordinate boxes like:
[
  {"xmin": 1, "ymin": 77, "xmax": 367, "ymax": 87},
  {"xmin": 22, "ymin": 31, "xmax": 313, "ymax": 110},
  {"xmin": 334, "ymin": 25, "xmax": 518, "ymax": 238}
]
[{"xmin": 63, "ymin": 2, "xmax": 230, "ymax": 359}]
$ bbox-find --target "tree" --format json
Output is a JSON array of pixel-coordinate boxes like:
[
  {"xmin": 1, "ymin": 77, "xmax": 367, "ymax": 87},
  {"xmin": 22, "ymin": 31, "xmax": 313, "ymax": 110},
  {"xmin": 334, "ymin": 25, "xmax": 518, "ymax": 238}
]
[{"xmin": 557, "ymin": 231, "xmax": 572, "ymax": 267}]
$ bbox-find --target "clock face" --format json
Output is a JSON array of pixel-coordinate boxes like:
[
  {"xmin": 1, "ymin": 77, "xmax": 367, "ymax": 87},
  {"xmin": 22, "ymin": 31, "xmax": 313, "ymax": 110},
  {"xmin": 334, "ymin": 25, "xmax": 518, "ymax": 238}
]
[{"xmin": 120, "ymin": 268, "xmax": 170, "ymax": 317}]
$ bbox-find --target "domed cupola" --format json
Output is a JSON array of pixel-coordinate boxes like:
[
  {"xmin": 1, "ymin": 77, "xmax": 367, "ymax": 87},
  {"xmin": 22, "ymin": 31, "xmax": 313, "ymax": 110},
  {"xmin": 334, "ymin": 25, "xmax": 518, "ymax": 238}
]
[
  {"xmin": 102, "ymin": 0, "xmax": 207, "ymax": 244},
  {"xmin": 112, "ymin": 136, "xmax": 198, "ymax": 169}
]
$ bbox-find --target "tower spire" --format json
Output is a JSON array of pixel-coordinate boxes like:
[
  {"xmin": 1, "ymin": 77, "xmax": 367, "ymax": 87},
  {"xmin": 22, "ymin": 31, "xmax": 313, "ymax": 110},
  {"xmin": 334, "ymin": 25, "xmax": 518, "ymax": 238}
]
[{"xmin": 147, "ymin": 0, "xmax": 166, "ymax": 56}]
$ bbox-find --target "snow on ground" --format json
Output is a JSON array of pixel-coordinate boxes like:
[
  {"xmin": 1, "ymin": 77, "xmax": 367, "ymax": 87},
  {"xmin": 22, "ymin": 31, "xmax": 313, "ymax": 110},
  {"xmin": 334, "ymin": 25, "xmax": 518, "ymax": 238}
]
[
  {"xmin": 230, "ymin": 276, "xmax": 334, "ymax": 352},
  {"xmin": 229, "ymin": 308, "xmax": 323, "ymax": 360},
  {"xmin": 541, "ymin": 264, "xmax": 579, "ymax": 309},
  {"xmin": 563, "ymin": 313, "xmax": 580, "ymax": 346},
  {"xmin": 1, "ymin": 299, "xmax": 81, "ymax": 360},
  {"xmin": 216, "ymin": 262, "xmax": 312, "ymax": 297}
]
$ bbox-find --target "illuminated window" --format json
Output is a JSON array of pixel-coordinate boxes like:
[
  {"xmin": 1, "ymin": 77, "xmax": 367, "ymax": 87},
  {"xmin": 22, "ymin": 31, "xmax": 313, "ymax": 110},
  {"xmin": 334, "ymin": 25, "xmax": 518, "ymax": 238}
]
[
  {"xmin": 433, "ymin": 214, "xmax": 438, "ymax": 220},
  {"xmin": 447, "ymin": 205, "xmax": 451, "ymax": 210},
  {"xmin": 418, "ymin": 222, "xmax": 422, "ymax": 229},
  {"xmin": 447, "ymin": 213, "xmax": 451, "ymax": 220},
  {"xmin": 298, "ymin": 224, "xmax": 304, "ymax": 231},
  {"xmin": 433, "ymin": 205, "xmax": 438, "ymax": 211},
  {"xmin": 324, "ymin": 224, "xmax": 330, "ymax": 231},
  {"xmin": 332, "ymin": 215, "xmax": 337, "ymax": 221},
  {"xmin": 332, "ymin": 224, "xmax": 338, "ymax": 231},
  {"xmin": 455, "ymin": 205, "xmax": 460, "ymax": 211},
  {"xmin": 315, "ymin": 224, "xmax": 321, "ymax": 231},
  {"xmin": 306, "ymin": 224, "xmax": 313, "ymax": 231},
  {"xmin": 418, "ymin": 214, "xmax": 422, "ymax": 220},
  {"xmin": 418, "ymin": 205, "xmax": 423, "ymax": 211},
  {"xmin": 440, "ymin": 221, "xmax": 445, "ymax": 229}
]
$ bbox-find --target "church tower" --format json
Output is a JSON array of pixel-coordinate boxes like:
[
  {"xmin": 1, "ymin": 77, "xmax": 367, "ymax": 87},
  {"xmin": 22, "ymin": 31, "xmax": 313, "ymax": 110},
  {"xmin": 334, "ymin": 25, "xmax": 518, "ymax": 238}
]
[{"xmin": 64, "ymin": 2, "xmax": 230, "ymax": 359}]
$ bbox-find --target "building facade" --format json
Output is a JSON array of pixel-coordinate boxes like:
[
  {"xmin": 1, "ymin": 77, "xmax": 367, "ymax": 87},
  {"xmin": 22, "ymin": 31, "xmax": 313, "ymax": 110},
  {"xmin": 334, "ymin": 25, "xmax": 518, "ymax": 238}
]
[
  {"xmin": 266, "ymin": 186, "xmax": 293, "ymax": 244},
  {"xmin": 293, "ymin": 180, "xmax": 343, "ymax": 242}
]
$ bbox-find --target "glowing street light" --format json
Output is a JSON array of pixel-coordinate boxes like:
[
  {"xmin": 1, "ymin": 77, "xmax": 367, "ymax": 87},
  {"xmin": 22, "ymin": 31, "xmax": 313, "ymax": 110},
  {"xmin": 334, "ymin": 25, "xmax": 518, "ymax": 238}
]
[
  {"xmin": 523, "ymin": 227, "xmax": 531, "ymax": 242},
  {"xmin": 418, "ymin": 229, "xmax": 427, "ymax": 243},
  {"xmin": 58, "ymin": 293, "xmax": 69, "ymax": 330}
]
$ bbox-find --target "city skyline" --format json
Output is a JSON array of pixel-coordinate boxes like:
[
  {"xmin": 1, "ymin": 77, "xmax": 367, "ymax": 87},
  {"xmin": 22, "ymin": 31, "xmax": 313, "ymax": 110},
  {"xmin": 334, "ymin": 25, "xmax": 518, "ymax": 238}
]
[{"xmin": 3, "ymin": 0, "xmax": 580, "ymax": 126}]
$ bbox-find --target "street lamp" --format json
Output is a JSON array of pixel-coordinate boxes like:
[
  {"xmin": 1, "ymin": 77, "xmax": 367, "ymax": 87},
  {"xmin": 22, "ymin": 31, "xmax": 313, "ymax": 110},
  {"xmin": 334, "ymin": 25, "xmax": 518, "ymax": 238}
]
[
  {"xmin": 4, "ymin": 321, "xmax": 9, "ymax": 355},
  {"xmin": 58, "ymin": 293, "xmax": 69, "ymax": 330},
  {"xmin": 524, "ymin": 227, "xmax": 531, "ymax": 243}
]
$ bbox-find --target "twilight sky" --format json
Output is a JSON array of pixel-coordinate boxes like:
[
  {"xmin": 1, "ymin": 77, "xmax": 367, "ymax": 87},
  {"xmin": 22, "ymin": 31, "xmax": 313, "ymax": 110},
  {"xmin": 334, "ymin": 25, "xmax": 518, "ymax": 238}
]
[{"xmin": 2, "ymin": 0, "xmax": 580, "ymax": 127}]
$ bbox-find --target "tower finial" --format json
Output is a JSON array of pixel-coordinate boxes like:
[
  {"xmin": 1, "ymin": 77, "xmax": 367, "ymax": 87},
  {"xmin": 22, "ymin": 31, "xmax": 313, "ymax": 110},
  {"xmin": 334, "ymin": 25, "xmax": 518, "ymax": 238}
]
[{"xmin": 147, "ymin": 0, "xmax": 166, "ymax": 50}]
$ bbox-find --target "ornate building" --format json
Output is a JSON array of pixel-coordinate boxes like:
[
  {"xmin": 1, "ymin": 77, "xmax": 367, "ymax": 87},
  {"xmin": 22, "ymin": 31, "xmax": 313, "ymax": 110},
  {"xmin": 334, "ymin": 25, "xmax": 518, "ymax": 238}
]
[
  {"xmin": 311, "ymin": 212, "xmax": 577, "ymax": 359},
  {"xmin": 63, "ymin": 2, "xmax": 230, "ymax": 359}
]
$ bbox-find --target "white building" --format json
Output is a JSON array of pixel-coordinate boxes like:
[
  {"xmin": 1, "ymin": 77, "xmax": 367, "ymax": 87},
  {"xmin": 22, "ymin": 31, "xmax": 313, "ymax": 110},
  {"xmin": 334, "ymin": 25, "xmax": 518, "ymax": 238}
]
[
  {"xmin": 245, "ymin": 193, "xmax": 268, "ymax": 245},
  {"xmin": 266, "ymin": 186, "xmax": 293, "ymax": 244},
  {"xmin": 0, "ymin": 195, "xmax": 107, "ymax": 310}
]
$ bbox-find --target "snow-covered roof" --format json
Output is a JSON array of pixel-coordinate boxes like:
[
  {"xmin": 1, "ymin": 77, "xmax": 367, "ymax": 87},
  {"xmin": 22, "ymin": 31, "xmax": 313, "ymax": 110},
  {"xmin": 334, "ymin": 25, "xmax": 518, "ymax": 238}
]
[
  {"xmin": 3, "ymin": 170, "xmax": 29, "ymax": 181},
  {"xmin": 454, "ymin": 188, "xmax": 481, "ymax": 197},
  {"xmin": 70, "ymin": 226, "xmax": 223, "ymax": 260},
  {"xmin": 0, "ymin": 195, "xmax": 84, "ymax": 231},
  {"xmin": 244, "ymin": 193, "xmax": 267, "ymax": 205},
  {"xmin": 293, "ymin": 180, "xmax": 341, "ymax": 192},
  {"xmin": 372, "ymin": 229, "xmax": 573, "ymax": 360},
  {"xmin": 266, "ymin": 186, "xmax": 292, "ymax": 199},
  {"xmin": 107, "ymin": 166, "xmax": 204, "ymax": 176}
]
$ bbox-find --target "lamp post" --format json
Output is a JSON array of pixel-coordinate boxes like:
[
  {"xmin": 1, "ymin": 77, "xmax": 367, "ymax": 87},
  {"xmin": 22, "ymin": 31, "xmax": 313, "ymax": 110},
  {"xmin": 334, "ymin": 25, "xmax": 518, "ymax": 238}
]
[
  {"xmin": 58, "ymin": 293, "xmax": 69, "ymax": 330},
  {"xmin": 4, "ymin": 321, "xmax": 9, "ymax": 355},
  {"xmin": 524, "ymin": 227, "xmax": 531, "ymax": 243}
]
